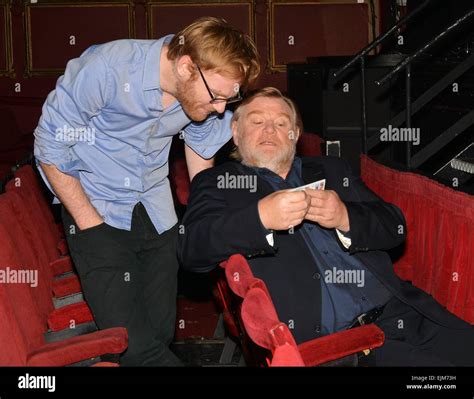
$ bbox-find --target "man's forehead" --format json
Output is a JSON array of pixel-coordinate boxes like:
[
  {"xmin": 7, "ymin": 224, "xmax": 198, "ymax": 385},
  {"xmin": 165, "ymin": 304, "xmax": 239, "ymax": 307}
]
[
  {"xmin": 246, "ymin": 109, "xmax": 291, "ymax": 119},
  {"xmin": 246, "ymin": 97, "xmax": 291, "ymax": 113},
  {"xmin": 244, "ymin": 98, "xmax": 292, "ymax": 117}
]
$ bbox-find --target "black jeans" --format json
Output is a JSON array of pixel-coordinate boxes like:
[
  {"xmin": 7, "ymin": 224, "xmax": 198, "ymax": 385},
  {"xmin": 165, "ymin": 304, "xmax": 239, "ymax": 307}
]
[
  {"xmin": 62, "ymin": 203, "xmax": 182, "ymax": 366},
  {"xmin": 373, "ymin": 296, "xmax": 474, "ymax": 366}
]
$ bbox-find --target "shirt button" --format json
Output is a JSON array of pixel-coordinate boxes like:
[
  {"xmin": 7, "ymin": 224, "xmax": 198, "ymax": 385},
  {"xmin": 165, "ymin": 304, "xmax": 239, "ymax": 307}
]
[
  {"xmin": 322, "ymin": 250, "xmax": 329, "ymax": 255},
  {"xmin": 312, "ymin": 273, "xmax": 321, "ymax": 280},
  {"xmin": 314, "ymin": 325, "xmax": 321, "ymax": 333},
  {"xmin": 362, "ymin": 296, "xmax": 367, "ymax": 301}
]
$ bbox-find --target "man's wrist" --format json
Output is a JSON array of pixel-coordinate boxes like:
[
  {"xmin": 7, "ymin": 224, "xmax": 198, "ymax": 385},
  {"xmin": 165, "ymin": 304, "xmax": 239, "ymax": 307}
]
[
  {"xmin": 337, "ymin": 223, "xmax": 350, "ymax": 233},
  {"xmin": 337, "ymin": 205, "xmax": 350, "ymax": 232},
  {"xmin": 257, "ymin": 199, "xmax": 271, "ymax": 230},
  {"xmin": 72, "ymin": 207, "xmax": 104, "ymax": 230},
  {"xmin": 76, "ymin": 217, "xmax": 104, "ymax": 231}
]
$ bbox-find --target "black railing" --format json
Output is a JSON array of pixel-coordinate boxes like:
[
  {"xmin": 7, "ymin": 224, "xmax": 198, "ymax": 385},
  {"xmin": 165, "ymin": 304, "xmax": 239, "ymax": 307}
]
[
  {"xmin": 332, "ymin": 0, "xmax": 474, "ymax": 170},
  {"xmin": 367, "ymin": 51, "xmax": 474, "ymax": 151},
  {"xmin": 333, "ymin": 0, "xmax": 434, "ymax": 78},
  {"xmin": 376, "ymin": 7, "xmax": 474, "ymax": 86},
  {"xmin": 376, "ymin": 6, "xmax": 474, "ymax": 169},
  {"xmin": 333, "ymin": 0, "xmax": 436, "ymax": 160}
]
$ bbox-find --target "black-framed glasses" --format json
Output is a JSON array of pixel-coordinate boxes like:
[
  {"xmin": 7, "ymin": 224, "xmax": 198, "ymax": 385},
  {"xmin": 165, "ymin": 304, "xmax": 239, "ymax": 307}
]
[{"xmin": 196, "ymin": 65, "xmax": 242, "ymax": 105}]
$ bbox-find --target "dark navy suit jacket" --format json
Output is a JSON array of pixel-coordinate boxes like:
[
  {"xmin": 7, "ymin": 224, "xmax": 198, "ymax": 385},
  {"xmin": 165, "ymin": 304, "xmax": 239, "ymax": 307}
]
[{"xmin": 178, "ymin": 156, "xmax": 469, "ymax": 343}]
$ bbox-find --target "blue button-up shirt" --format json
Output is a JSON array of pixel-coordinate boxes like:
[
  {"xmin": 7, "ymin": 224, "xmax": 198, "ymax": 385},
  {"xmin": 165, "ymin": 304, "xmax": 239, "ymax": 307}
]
[
  {"xmin": 34, "ymin": 35, "xmax": 233, "ymax": 233},
  {"xmin": 253, "ymin": 157, "xmax": 392, "ymax": 335}
]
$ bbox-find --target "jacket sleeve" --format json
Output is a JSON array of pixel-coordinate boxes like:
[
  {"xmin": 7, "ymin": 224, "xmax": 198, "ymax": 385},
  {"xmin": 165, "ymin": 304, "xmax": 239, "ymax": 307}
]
[
  {"xmin": 177, "ymin": 169, "xmax": 276, "ymax": 272},
  {"xmin": 331, "ymin": 158, "xmax": 407, "ymax": 254}
]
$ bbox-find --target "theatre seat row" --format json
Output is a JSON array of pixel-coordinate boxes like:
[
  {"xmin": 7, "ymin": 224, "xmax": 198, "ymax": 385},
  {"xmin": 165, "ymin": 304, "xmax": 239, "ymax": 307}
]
[
  {"xmin": 0, "ymin": 164, "xmax": 128, "ymax": 366},
  {"xmin": 217, "ymin": 255, "xmax": 385, "ymax": 366}
]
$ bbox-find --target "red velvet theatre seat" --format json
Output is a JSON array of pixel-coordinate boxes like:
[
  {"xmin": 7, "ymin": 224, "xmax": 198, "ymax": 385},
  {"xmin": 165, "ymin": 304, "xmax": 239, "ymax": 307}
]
[
  {"xmin": 218, "ymin": 254, "xmax": 385, "ymax": 367},
  {"xmin": 0, "ymin": 203, "xmax": 128, "ymax": 366},
  {"xmin": 297, "ymin": 132, "xmax": 324, "ymax": 157}
]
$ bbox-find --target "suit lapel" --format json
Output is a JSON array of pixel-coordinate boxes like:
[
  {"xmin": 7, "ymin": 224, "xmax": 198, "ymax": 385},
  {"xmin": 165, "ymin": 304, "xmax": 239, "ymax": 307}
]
[
  {"xmin": 234, "ymin": 162, "xmax": 274, "ymax": 198},
  {"xmin": 234, "ymin": 158, "xmax": 326, "ymax": 196},
  {"xmin": 301, "ymin": 158, "xmax": 325, "ymax": 185}
]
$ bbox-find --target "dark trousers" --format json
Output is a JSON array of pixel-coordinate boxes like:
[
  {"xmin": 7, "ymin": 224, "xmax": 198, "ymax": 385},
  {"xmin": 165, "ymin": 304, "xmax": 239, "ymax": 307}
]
[
  {"xmin": 62, "ymin": 203, "xmax": 182, "ymax": 366},
  {"xmin": 373, "ymin": 296, "xmax": 474, "ymax": 366}
]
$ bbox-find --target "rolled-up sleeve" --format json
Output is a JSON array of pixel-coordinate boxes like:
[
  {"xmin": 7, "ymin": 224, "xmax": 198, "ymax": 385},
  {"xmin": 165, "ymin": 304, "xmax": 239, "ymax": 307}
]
[
  {"xmin": 34, "ymin": 48, "xmax": 109, "ymax": 178},
  {"xmin": 182, "ymin": 110, "xmax": 233, "ymax": 159}
]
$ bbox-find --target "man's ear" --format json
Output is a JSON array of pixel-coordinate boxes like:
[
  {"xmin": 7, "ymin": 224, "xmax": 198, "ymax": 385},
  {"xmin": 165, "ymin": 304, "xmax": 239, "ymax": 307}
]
[
  {"xmin": 176, "ymin": 55, "xmax": 195, "ymax": 80},
  {"xmin": 231, "ymin": 120, "xmax": 239, "ymax": 146},
  {"xmin": 295, "ymin": 127, "xmax": 301, "ymax": 141},
  {"xmin": 289, "ymin": 127, "xmax": 300, "ymax": 143}
]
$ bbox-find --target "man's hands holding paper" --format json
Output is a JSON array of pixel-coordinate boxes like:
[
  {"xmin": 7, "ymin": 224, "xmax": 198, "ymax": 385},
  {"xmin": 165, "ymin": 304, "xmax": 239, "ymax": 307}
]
[
  {"xmin": 304, "ymin": 188, "xmax": 350, "ymax": 232},
  {"xmin": 258, "ymin": 190, "xmax": 311, "ymax": 230},
  {"xmin": 258, "ymin": 179, "xmax": 350, "ymax": 232}
]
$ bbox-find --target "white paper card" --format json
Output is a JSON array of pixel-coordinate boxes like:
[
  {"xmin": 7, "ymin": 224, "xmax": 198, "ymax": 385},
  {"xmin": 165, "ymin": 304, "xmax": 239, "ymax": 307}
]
[{"xmin": 289, "ymin": 179, "xmax": 326, "ymax": 192}]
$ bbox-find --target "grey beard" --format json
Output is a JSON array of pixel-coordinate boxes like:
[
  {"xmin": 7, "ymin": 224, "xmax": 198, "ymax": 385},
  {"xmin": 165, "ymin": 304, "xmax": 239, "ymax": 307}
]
[{"xmin": 241, "ymin": 145, "xmax": 296, "ymax": 176}]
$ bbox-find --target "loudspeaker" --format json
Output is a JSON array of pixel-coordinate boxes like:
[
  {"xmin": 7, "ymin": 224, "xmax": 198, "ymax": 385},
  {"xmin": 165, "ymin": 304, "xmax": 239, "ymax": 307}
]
[
  {"xmin": 288, "ymin": 55, "xmax": 403, "ymax": 137},
  {"xmin": 286, "ymin": 64, "xmax": 323, "ymax": 134},
  {"xmin": 288, "ymin": 55, "xmax": 403, "ymax": 172}
]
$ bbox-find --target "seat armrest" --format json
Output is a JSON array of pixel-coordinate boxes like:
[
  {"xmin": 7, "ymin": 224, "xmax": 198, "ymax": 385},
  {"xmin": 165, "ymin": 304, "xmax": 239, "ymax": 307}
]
[
  {"xmin": 27, "ymin": 328, "xmax": 128, "ymax": 367},
  {"xmin": 298, "ymin": 324, "xmax": 384, "ymax": 367}
]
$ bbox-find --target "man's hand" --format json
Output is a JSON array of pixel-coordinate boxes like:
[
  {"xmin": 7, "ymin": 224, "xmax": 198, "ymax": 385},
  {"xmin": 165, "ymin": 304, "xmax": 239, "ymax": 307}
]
[
  {"xmin": 39, "ymin": 162, "xmax": 103, "ymax": 231},
  {"xmin": 258, "ymin": 190, "xmax": 310, "ymax": 231},
  {"xmin": 305, "ymin": 189, "xmax": 350, "ymax": 232},
  {"xmin": 75, "ymin": 213, "xmax": 104, "ymax": 231}
]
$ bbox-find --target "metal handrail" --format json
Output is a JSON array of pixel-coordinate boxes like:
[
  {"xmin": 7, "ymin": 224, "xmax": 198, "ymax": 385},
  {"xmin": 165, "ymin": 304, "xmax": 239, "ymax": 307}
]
[
  {"xmin": 330, "ymin": 0, "xmax": 436, "ymax": 157},
  {"xmin": 376, "ymin": 7, "xmax": 474, "ymax": 86},
  {"xmin": 367, "ymin": 51, "xmax": 474, "ymax": 151},
  {"xmin": 333, "ymin": 0, "xmax": 435, "ymax": 78}
]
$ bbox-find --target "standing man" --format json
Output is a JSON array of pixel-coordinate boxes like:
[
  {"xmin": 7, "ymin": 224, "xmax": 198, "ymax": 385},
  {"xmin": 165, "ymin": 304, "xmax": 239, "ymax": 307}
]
[{"xmin": 34, "ymin": 17, "xmax": 260, "ymax": 366}]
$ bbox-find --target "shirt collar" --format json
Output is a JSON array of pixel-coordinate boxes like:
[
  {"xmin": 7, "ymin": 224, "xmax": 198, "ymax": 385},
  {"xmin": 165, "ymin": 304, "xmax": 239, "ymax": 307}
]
[
  {"xmin": 143, "ymin": 34, "xmax": 174, "ymax": 91},
  {"xmin": 251, "ymin": 156, "xmax": 303, "ymax": 183}
]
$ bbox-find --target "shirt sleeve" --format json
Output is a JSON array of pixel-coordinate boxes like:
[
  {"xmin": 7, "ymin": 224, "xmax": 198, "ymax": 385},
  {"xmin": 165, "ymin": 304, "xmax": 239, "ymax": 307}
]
[
  {"xmin": 336, "ymin": 229, "xmax": 352, "ymax": 249},
  {"xmin": 182, "ymin": 110, "xmax": 233, "ymax": 159},
  {"xmin": 265, "ymin": 232, "xmax": 275, "ymax": 247},
  {"xmin": 34, "ymin": 47, "xmax": 110, "ymax": 180}
]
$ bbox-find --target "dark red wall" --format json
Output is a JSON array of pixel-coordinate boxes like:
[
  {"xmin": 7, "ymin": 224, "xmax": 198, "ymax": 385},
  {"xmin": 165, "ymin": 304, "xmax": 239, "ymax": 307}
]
[{"xmin": 0, "ymin": 0, "xmax": 382, "ymax": 138}]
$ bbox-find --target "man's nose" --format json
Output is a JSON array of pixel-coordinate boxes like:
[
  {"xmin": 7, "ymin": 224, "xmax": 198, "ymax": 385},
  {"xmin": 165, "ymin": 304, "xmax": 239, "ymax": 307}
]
[
  {"xmin": 263, "ymin": 121, "xmax": 276, "ymax": 134},
  {"xmin": 212, "ymin": 102, "xmax": 226, "ymax": 114}
]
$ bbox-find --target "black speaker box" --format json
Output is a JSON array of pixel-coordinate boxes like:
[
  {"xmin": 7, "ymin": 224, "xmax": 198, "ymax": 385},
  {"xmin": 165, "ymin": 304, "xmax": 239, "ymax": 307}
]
[
  {"xmin": 288, "ymin": 55, "xmax": 404, "ymax": 137},
  {"xmin": 288, "ymin": 55, "xmax": 404, "ymax": 172}
]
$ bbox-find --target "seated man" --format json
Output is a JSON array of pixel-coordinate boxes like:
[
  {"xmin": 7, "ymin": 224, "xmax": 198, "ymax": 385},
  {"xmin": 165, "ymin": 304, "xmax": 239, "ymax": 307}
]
[{"xmin": 177, "ymin": 87, "xmax": 474, "ymax": 366}]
